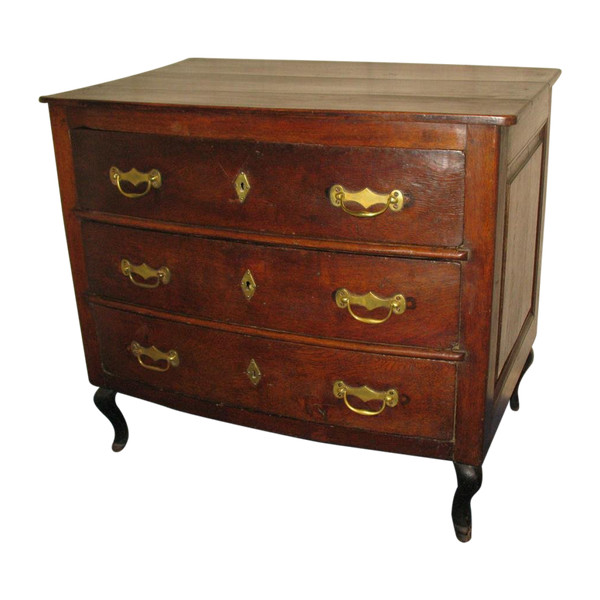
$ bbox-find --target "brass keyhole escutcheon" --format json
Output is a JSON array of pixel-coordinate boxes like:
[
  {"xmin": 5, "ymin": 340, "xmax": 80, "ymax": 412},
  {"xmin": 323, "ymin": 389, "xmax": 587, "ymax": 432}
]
[
  {"xmin": 234, "ymin": 172, "xmax": 251, "ymax": 203},
  {"xmin": 246, "ymin": 359, "xmax": 262, "ymax": 386},
  {"xmin": 241, "ymin": 269, "xmax": 257, "ymax": 300}
]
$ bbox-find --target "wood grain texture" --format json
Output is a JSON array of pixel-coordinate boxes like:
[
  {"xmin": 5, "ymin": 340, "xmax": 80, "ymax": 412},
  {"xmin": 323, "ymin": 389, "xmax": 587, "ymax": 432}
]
[
  {"xmin": 486, "ymin": 127, "xmax": 509, "ymax": 405},
  {"xmin": 91, "ymin": 303, "xmax": 457, "ymax": 440},
  {"xmin": 40, "ymin": 58, "xmax": 560, "ymax": 125},
  {"xmin": 507, "ymin": 86, "xmax": 551, "ymax": 165},
  {"xmin": 82, "ymin": 221, "xmax": 461, "ymax": 350},
  {"xmin": 42, "ymin": 60, "xmax": 562, "ymax": 543},
  {"xmin": 65, "ymin": 105, "xmax": 468, "ymax": 150},
  {"xmin": 100, "ymin": 374, "xmax": 456, "ymax": 460},
  {"xmin": 454, "ymin": 125, "xmax": 502, "ymax": 466},
  {"xmin": 484, "ymin": 122, "xmax": 552, "ymax": 455},
  {"xmin": 89, "ymin": 296, "xmax": 465, "ymax": 361},
  {"xmin": 497, "ymin": 145, "xmax": 543, "ymax": 373},
  {"xmin": 75, "ymin": 210, "xmax": 469, "ymax": 261},
  {"xmin": 72, "ymin": 129, "xmax": 466, "ymax": 248},
  {"xmin": 49, "ymin": 57, "xmax": 562, "ymax": 82},
  {"xmin": 47, "ymin": 106, "xmax": 104, "ymax": 385},
  {"xmin": 42, "ymin": 60, "xmax": 560, "ymax": 478}
]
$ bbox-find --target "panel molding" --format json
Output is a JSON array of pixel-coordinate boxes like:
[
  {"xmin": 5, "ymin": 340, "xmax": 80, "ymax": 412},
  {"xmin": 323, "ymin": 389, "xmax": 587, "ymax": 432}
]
[{"xmin": 496, "ymin": 140, "xmax": 545, "ymax": 376}]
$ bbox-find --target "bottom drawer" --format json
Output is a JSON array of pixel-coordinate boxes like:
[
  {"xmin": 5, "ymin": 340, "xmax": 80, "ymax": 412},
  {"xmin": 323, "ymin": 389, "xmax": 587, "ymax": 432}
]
[{"xmin": 91, "ymin": 304, "xmax": 456, "ymax": 440}]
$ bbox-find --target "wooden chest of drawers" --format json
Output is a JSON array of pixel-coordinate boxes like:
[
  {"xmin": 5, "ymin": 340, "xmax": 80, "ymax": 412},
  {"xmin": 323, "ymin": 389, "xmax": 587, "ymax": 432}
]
[{"xmin": 41, "ymin": 58, "xmax": 560, "ymax": 541}]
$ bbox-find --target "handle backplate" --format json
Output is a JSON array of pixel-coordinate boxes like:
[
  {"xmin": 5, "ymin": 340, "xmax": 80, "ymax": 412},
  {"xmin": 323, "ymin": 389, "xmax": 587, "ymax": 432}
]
[
  {"xmin": 121, "ymin": 259, "xmax": 171, "ymax": 289},
  {"xmin": 335, "ymin": 288, "xmax": 406, "ymax": 324},
  {"xmin": 333, "ymin": 380, "xmax": 399, "ymax": 416},
  {"xmin": 110, "ymin": 166, "xmax": 162, "ymax": 198},
  {"xmin": 130, "ymin": 341, "xmax": 179, "ymax": 372},
  {"xmin": 329, "ymin": 185, "xmax": 404, "ymax": 217}
]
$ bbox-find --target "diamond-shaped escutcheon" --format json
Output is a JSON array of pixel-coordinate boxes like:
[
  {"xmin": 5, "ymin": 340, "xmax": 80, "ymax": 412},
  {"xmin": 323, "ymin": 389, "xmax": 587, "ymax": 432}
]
[
  {"xmin": 234, "ymin": 171, "xmax": 251, "ymax": 203},
  {"xmin": 246, "ymin": 359, "xmax": 262, "ymax": 386},
  {"xmin": 240, "ymin": 269, "xmax": 257, "ymax": 300}
]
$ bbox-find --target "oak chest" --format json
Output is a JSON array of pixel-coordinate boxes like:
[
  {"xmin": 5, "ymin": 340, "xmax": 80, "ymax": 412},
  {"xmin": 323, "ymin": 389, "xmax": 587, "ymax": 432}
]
[{"xmin": 41, "ymin": 58, "xmax": 560, "ymax": 541}]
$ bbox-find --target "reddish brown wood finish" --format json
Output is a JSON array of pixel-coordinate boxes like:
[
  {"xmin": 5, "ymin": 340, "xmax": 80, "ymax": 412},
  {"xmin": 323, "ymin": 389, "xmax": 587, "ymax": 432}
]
[
  {"xmin": 89, "ymin": 296, "xmax": 465, "ymax": 362},
  {"xmin": 454, "ymin": 125, "xmax": 502, "ymax": 466},
  {"xmin": 42, "ymin": 61, "xmax": 560, "ymax": 541},
  {"xmin": 72, "ymin": 129, "xmax": 465, "ymax": 247},
  {"xmin": 82, "ymin": 221, "xmax": 461, "ymax": 349},
  {"xmin": 65, "ymin": 104, "xmax": 468, "ymax": 149},
  {"xmin": 91, "ymin": 303, "xmax": 457, "ymax": 440},
  {"xmin": 48, "ymin": 106, "xmax": 104, "ymax": 386},
  {"xmin": 76, "ymin": 210, "xmax": 469, "ymax": 261},
  {"xmin": 100, "ymin": 374, "xmax": 456, "ymax": 460}
]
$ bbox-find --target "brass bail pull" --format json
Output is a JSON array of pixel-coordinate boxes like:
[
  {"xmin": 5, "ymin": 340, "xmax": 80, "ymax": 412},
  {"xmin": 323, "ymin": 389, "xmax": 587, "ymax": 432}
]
[
  {"xmin": 120, "ymin": 259, "xmax": 171, "ymax": 289},
  {"xmin": 329, "ymin": 185, "xmax": 404, "ymax": 218},
  {"xmin": 110, "ymin": 166, "xmax": 162, "ymax": 198},
  {"xmin": 335, "ymin": 289, "xmax": 407, "ymax": 325},
  {"xmin": 333, "ymin": 381, "xmax": 399, "ymax": 416},
  {"xmin": 129, "ymin": 341, "xmax": 180, "ymax": 372}
]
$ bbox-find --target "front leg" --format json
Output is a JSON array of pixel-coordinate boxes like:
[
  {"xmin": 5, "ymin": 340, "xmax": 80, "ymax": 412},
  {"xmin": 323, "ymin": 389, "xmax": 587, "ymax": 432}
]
[
  {"xmin": 93, "ymin": 388, "xmax": 129, "ymax": 452},
  {"xmin": 510, "ymin": 349, "xmax": 534, "ymax": 411},
  {"xmin": 452, "ymin": 462, "xmax": 483, "ymax": 542}
]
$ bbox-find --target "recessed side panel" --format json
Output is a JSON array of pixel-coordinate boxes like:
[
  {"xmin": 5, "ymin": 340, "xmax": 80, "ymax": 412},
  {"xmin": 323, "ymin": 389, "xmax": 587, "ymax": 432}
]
[{"xmin": 496, "ymin": 145, "xmax": 544, "ymax": 375}]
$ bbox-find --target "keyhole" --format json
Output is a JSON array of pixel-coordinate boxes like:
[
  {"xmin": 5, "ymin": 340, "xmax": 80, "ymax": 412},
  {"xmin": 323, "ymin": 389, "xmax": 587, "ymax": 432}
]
[
  {"xmin": 239, "ymin": 181, "xmax": 245, "ymax": 191},
  {"xmin": 241, "ymin": 269, "xmax": 256, "ymax": 300}
]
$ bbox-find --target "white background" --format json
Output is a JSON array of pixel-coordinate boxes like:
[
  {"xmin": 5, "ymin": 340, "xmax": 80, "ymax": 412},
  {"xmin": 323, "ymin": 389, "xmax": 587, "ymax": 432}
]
[{"xmin": 2, "ymin": 1, "xmax": 599, "ymax": 598}]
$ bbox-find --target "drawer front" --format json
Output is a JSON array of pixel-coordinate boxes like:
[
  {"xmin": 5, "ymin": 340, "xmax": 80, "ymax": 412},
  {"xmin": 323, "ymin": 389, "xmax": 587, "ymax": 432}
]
[
  {"xmin": 83, "ymin": 222, "xmax": 461, "ymax": 349},
  {"xmin": 91, "ymin": 304, "xmax": 456, "ymax": 439},
  {"xmin": 72, "ymin": 129, "xmax": 465, "ymax": 247}
]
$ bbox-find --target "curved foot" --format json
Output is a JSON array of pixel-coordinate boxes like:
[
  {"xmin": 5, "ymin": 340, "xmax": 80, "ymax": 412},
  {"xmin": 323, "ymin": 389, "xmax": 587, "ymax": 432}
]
[
  {"xmin": 93, "ymin": 388, "xmax": 129, "ymax": 452},
  {"xmin": 452, "ymin": 463, "xmax": 483, "ymax": 543},
  {"xmin": 510, "ymin": 349, "xmax": 534, "ymax": 411}
]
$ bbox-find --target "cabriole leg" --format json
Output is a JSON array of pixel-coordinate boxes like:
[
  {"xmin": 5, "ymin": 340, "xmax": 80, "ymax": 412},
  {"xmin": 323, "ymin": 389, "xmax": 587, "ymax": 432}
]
[
  {"xmin": 510, "ymin": 349, "xmax": 534, "ymax": 411},
  {"xmin": 93, "ymin": 387, "xmax": 129, "ymax": 452},
  {"xmin": 452, "ymin": 462, "xmax": 483, "ymax": 543}
]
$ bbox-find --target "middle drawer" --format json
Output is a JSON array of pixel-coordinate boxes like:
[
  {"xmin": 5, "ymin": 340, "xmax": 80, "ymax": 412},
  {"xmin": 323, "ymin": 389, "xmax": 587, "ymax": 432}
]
[{"xmin": 82, "ymin": 221, "xmax": 460, "ymax": 349}]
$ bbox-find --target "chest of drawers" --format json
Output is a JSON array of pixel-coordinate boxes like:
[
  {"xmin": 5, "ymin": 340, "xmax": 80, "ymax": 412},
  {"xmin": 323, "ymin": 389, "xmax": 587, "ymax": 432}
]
[{"xmin": 41, "ymin": 58, "xmax": 560, "ymax": 541}]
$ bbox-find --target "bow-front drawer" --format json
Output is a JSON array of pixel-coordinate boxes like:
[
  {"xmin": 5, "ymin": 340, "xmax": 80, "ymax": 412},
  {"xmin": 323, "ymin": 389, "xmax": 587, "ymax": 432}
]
[
  {"xmin": 91, "ymin": 304, "xmax": 456, "ymax": 439},
  {"xmin": 72, "ymin": 129, "xmax": 465, "ymax": 247},
  {"xmin": 82, "ymin": 222, "xmax": 461, "ymax": 350}
]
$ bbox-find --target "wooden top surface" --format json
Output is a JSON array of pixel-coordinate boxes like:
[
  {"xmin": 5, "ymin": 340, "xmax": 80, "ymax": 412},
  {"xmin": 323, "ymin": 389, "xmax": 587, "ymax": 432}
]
[{"xmin": 40, "ymin": 58, "xmax": 561, "ymax": 125}]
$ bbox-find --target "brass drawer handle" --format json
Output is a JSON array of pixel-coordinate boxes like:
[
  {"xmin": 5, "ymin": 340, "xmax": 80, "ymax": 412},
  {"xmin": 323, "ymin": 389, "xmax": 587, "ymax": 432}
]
[
  {"xmin": 110, "ymin": 166, "xmax": 162, "ymax": 198},
  {"xmin": 130, "ymin": 341, "xmax": 180, "ymax": 372},
  {"xmin": 121, "ymin": 259, "xmax": 171, "ymax": 289},
  {"xmin": 329, "ymin": 184, "xmax": 404, "ymax": 218},
  {"xmin": 333, "ymin": 381, "xmax": 399, "ymax": 416},
  {"xmin": 335, "ymin": 288, "xmax": 406, "ymax": 324}
]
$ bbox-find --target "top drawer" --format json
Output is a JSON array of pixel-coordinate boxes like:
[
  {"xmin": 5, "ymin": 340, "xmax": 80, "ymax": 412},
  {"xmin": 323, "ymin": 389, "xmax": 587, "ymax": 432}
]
[{"xmin": 71, "ymin": 129, "xmax": 465, "ymax": 247}]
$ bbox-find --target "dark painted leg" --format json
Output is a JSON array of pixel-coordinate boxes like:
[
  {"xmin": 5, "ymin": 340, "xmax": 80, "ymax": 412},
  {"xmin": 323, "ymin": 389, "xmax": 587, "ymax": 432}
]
[
  {"xmin": 93, "ymin": 387, "xmax": 129, "ymax": 452},
  {"xmin": 510, "ymin": 349, "xmax": 534, "ymax": 411},
  {"xmin": 452, "ymin": 463, "xmax": 483, "ymax": 543}
]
